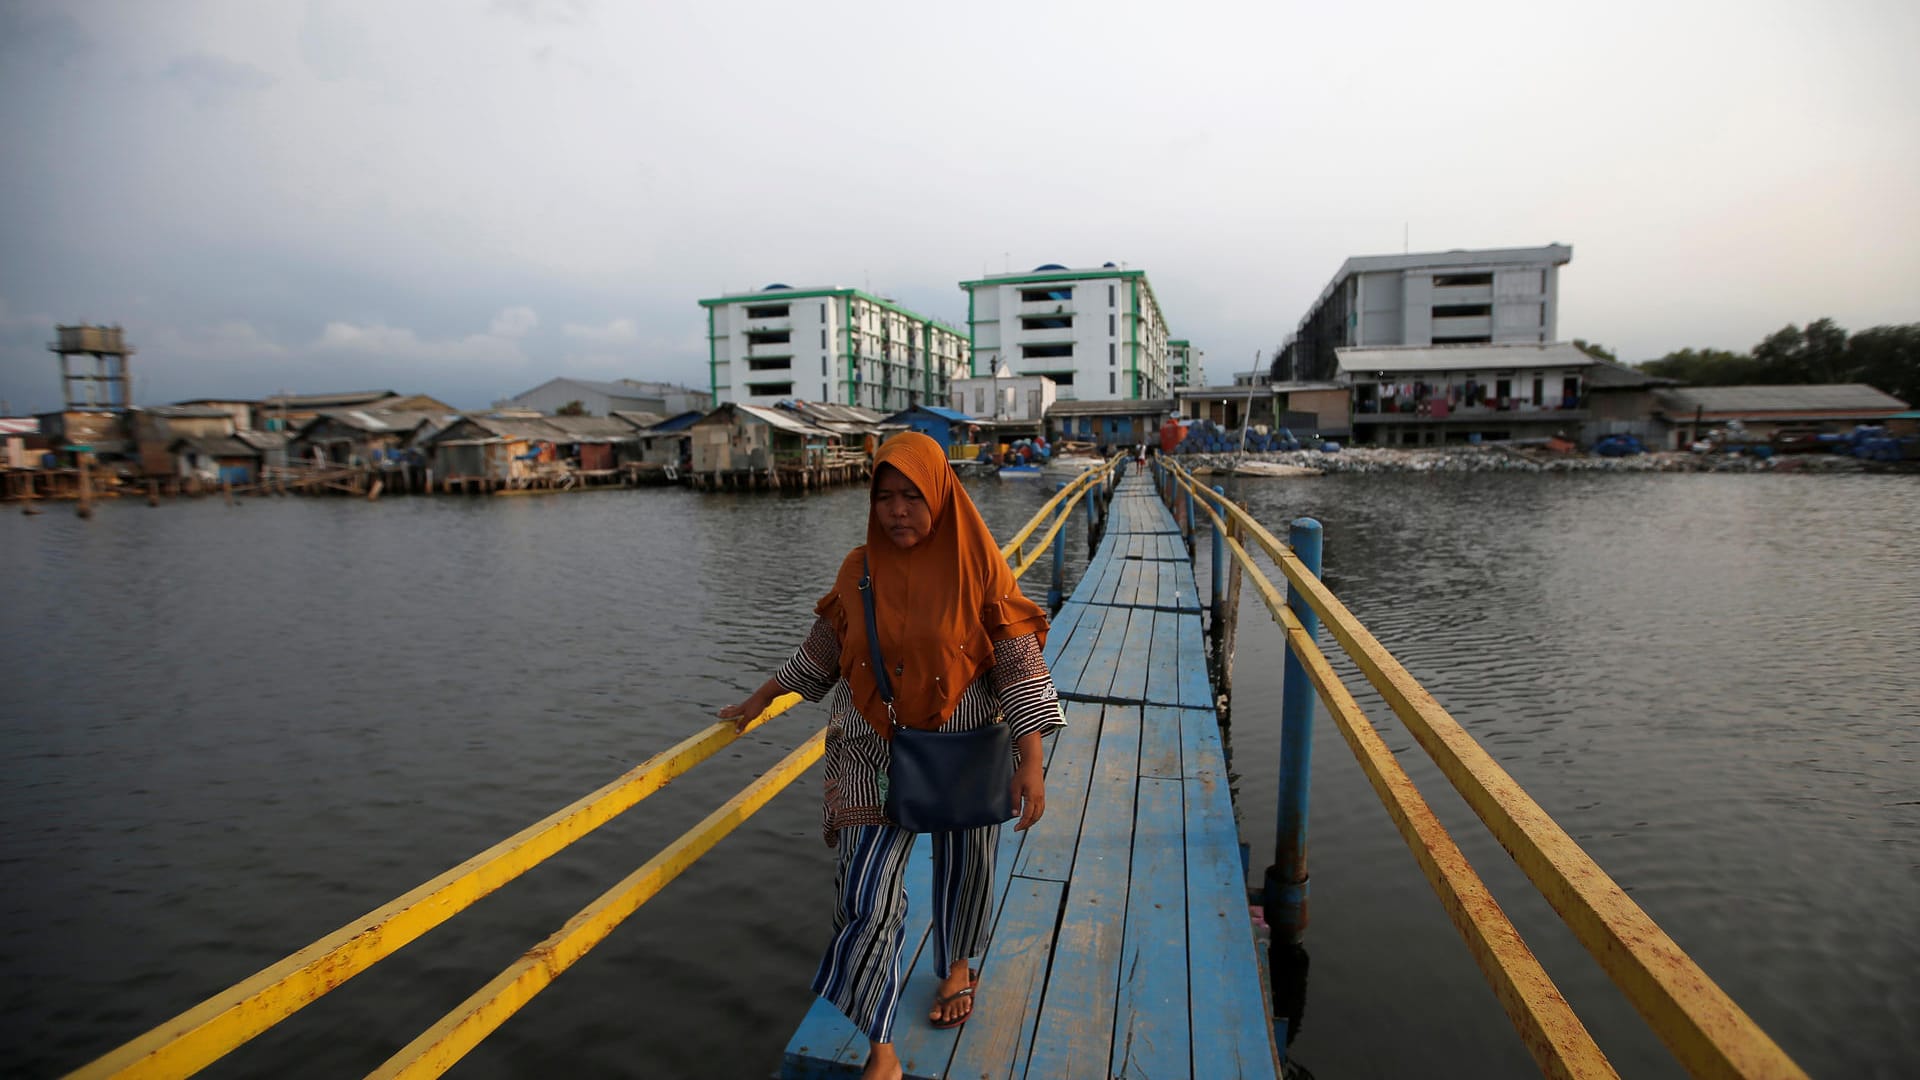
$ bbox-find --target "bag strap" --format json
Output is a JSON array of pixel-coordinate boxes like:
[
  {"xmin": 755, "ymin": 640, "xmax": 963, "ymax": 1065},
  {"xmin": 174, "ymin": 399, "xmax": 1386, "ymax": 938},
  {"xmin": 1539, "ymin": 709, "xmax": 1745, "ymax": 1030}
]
[{"xmin": 858, "ymin": 553, "xmax": 899, "ymax": 728}]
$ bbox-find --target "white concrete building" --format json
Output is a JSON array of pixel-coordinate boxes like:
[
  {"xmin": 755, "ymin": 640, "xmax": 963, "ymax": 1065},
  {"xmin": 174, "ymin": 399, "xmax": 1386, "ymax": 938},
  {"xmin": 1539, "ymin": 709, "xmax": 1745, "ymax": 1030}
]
[
  {"xmin": 1337, "ymin": 341, "xmax": 1596, "ymax": 446},
  {"xmin": 950, "ymin": 366, "xmax": 1056, "ymax": 429},
  {"xmin": 700, "ymin": 285, "xmax": 969, "ymax": 412},
  {"xmin": 1279, "ymin": 245, "xmax": 1572, "ymax": 382},
  {"xmin": 960, "ymin": 264, "xmax": 1171, "ymax": 402},
  {"xmin": 1168, "ymin": 339, "xmax": 1204, "ymax": 389}
]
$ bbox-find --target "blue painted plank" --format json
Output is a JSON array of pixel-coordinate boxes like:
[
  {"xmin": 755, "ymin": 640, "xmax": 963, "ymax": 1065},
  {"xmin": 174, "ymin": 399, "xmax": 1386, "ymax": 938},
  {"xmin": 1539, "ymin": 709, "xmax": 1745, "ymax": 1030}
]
[
  {"xmin": 946, "ymin": 878, "xmax": 1065, "ymax": 1080},
  {"xmin": 1142, "ymin": 610, "xmax": 1183, "ymax": 710},
  {"xmin": 1107, "ymin": 604, "xmax": 1156, "ymax": 703},
  {"xmin": 1176, "ymin": 610, "xmax": 1214, "ymax": 710},
  {"xmin": 1112, "ymin": 776, "xmax": 1191, "ymax": 1079},
  {"xmin": 1182, "ymin": 711, "xmax": 1279, "ymax": 1078},
  {"xmin": 1065, "ymin": 605, "xmax": 1133, "ymax": 702},
  {"xmin": 1022, "ymin": 705, "xmax": 1141, "ymax": 1079},
  {"xmin": 1046, "ymin": 604, "xmax": 1109, "ymax": 697},
  {"xmin": 1139, "ymin": 705, "xmax": 1195, "ymax": 780},
  {"xmin": 1041, "ymin": 601, "xmax": 1087, "ymax": 668},
  {"xmin": 1011, "ymin": 702, "xmax": 1103, "ymax": 882}
]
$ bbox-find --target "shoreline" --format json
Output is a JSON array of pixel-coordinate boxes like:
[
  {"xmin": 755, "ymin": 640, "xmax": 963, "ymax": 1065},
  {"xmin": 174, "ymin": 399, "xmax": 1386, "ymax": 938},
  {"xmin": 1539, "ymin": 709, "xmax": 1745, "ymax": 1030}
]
[{"xmin": 1173, "ymin": 445, "xmax": 1919, "ymax": 475}]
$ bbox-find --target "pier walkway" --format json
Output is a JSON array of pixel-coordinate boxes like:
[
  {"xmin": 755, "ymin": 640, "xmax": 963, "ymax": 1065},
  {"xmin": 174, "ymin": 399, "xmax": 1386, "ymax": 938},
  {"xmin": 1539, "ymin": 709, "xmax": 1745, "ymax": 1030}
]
[{"xmin": 780, "ymin": 471, "xmax": 1276, "ymax": 1079}]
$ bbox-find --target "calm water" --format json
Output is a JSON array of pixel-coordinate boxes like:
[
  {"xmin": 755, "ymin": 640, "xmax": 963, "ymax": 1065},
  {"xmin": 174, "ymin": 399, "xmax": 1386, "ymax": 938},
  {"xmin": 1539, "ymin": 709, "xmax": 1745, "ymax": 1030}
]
[{"xmin": 1, "ymin": 472, "xmax": 1914, "ymax": 1078}]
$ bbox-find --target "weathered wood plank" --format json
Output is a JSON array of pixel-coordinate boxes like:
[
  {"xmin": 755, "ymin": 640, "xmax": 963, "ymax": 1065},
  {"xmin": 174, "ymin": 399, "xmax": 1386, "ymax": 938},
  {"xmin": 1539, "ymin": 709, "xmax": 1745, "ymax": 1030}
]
[
  {"xmin": 946, "ymin": 878, "xmax": 1065, "ymax": 1080},
  {"xmin": 1012, "ymin": 702, "xmax": 1104, "ymax": 882},
  {"xmin": 1061, "ymin": 604, "xmax": 1132, "ymax": 702},
  {"xmin": 1107, "ymin": 603, "xmax": 1156, "ymax": 703},
  {"xmin": 1044, "ymin": 604, "xmax": 1105, "ymax": 695},
  {"xmin": 1182, "ymin": 711, "xmax": 1278, "ymax": 1077},
  {"xmin": 1023, "ymin": 705, "xmax": 1140, "ymax": 1079},
  {"xmin": 1176, "ymin": 609, "xmax": 1214, "ymax": 710},
  {"xmin": 1112, "ymin": 776, "xmax": 1191, "ymax": 1079},
  {"xmin": 1143, "ymin": 609, "xmax": 1184, "ymax": 710},
  {"xmin": 1139, "ymin": 705, "xmax": 1190, "ymax": 781}
]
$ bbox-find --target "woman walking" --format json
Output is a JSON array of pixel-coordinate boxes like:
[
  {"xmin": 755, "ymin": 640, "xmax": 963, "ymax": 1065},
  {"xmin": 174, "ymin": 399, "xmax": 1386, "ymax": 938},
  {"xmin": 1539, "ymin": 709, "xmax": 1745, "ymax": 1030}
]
[{"xmin": 720, "ymin": 433, "xmax": 1064, "ymax": 1080}]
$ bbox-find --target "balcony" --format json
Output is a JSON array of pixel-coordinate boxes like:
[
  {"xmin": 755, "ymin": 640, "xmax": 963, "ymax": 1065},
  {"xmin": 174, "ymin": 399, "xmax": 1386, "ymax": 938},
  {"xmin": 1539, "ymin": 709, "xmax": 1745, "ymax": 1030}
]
[
  {"xmin": 743, "ymin": 317, "xmax": 792, "ymax": 333},
  {"xmin": 1431, "ymin": 284, "xmax": 1493, "ymax": 305},
  {"xmin": 1019, "ymin": 300, "xmax": 1076, "ymax": 318}
]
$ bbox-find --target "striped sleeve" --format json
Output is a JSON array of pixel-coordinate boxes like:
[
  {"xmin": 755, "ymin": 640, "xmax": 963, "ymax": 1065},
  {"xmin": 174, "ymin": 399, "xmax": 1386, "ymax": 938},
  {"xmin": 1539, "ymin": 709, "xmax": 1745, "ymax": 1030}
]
[
  {"xmin": 991, "ymin": 632, "xmax": 1065, "ymax": 742},
  {"xmin": 774, "ymin": 616, "xmax": 842, "ymax": 702}
]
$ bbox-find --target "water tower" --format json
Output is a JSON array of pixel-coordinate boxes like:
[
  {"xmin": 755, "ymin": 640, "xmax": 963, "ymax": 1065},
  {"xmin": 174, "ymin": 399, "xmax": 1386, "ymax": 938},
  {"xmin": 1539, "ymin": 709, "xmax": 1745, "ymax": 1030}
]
[{"xmin": 49, "ymin": 324, "xmax": 135, "ymax": 411}]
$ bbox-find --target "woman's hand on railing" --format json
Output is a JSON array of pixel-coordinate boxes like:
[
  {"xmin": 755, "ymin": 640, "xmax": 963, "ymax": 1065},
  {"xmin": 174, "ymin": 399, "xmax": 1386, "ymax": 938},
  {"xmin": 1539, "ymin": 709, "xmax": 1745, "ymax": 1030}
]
[{"xmin": 718, "ymin": 678, "xmax": 783, "ymax": 733}]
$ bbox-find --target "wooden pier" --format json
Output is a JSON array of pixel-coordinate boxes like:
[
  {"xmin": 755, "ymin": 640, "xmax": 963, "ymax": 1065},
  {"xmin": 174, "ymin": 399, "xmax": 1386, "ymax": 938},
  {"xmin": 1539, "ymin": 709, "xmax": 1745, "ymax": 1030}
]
[{"xmin": 781, "ymin": 470, "xmax": 1276, "ymax": 1079}]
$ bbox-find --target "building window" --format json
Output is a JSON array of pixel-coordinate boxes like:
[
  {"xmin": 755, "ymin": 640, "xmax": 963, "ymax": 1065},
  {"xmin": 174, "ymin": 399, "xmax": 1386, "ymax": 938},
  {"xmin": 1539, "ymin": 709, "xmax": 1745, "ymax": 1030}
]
[
  {"xmin": 1109, "ymin": 343, "xmax": 1116, "ymax": 365},
  {"xmin": 822, "ymin": 356, "xmax": 828, "ymax": 375},
  {"xmin": 1539, "ymin": 270, "xmax": 1547, "ymax": 293},
  {"xmin": 745, "ymin": 304, "xmax": 789, "ymax": 319},
  {"xmin": 1109, "ymin": 372, "xmax": 1116, "ymax": 394},
  {"xmin": 1531, "ymin": 377, "xmax": 1544, "ymax": 403},
  {"xmin": 1019, "ymin": 286, "xmax": 1072, "ymax": 303},
  {"xmin": 746, "ymin": 381, "xmax": 793, "ymax": 396},
  {"xmin": 1433, "ymin": 273, "xmax": 1493, "ymax": 288},
  {"xmin": 1108, "ymin": 314, "xmax": 1116, "ymax": 335},
  {"xmin": 821, "ymin": 329, "xmax": 828, "ymax": 348},
  {"xmin": 823, "ymin": 383, "xmax": 829, "ymax": 399},
  {"xmin": 1432, "ymin": 304, "xmax": 1491, "ymax": 318},
  {"xmin": 747, "ymin": 357, "xmax": 791, "ymax": 371},
  {"xmin": 746, "ymin": 330, "xmax": 790, "ymax": 345},
  {"xmin": 1022, "ymin": 343, "xmax": 1073, "ymax": 359},
  {"xmin": 1052, "ymin": 371, "xmax": 1075, "ymax": 387},
  {"xmin": 1562, "ymin": 376, "xmax": 1581, "ymax": 405},
  {"xmin": 1020, "ymin": 316, "xmax": 1073, "ymax": 331}
]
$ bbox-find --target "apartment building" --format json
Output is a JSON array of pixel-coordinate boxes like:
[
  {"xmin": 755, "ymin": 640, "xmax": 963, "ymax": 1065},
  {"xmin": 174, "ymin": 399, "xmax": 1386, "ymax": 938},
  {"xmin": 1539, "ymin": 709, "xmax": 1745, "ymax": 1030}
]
[
  {"xmin": 701, "ymin": 285, "xmax": 970, "ymax": 411},
  {"xmin": 1168, "ymin": 339, "xmax": 1204, "ymax": 389},
  {"xmin": 960, "ymin": 264, "xmax": 1171, "ymax": 402},
  {"xmin": 1277, "ymin": 244, "xmax": 1572, "ymax": 382}
]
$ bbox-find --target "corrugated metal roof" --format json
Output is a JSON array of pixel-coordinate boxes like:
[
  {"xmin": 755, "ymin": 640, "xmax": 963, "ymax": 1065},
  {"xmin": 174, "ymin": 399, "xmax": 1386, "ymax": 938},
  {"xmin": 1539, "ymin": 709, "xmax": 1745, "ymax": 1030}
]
[
  {"xmin": 170, "ymin": 435, "xmax": 259, "ymax": 457},
  {"xmin": 1336, "ymin": 342, "xmax": 1595, "ymax": 374},
  {"xmin": 1656, "ymin": 383, "xmax": 1908, "ymax": 414},
  {"xmin": 1584, "ymin": 357, "xmax": 1682, "ymax": 390},
  {"xmin": 897, "ymin": 405, "xmax": 978, "ymax": 423},
  {"xmin": 307, "ymin": 408, "xmax": 434, "ymax": 434},
  {"xmin": 261, "ymin": 390, "xmax": 399, "ymax": 409},
  {"xmin": 609, "ymin": 410, "xmax": 668, "ymax": 430},
  {"xmin": 732, "ymin": 403, "xmax": 835, "ymax": 436},
  {"xmin": 1045, "ymin": 399, "xmax": 1177, "ymax": 417},
  {"xmin": 0, "ymin": 418, "xmax": 40, "ymax": 435},
  {"xmin": 142, "ymin": 405, "xmax": 237, "ymax": 419},
  {"xmin": 543, "ymin": 415, "xmax": 643, "ymax": 440},
  {"xmin": 232, "ymin": 430, "xmax": 287, "ymax": 451}
]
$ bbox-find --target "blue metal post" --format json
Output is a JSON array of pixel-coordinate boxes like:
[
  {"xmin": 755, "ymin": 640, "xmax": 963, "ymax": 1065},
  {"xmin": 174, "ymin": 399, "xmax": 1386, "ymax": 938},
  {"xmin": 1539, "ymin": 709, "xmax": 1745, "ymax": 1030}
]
[
  {"xmin": 1048, "ymin": 482, "xmax": 1067, "ymax": 609},
  {"xmin": 1184, "ymin": 481, "xmax": 1197, "ymax": 556},
  {"xmin": 1266, "ymin": 517, "xmax": 1323, "ymax": 945},
  {"xmin": 1209, "ymin": 485, "xmax": 1226, "ymax": 629},
  {"xmin": 1084, "ymin": 476, "xmax": 1098, "ymax": 532}
]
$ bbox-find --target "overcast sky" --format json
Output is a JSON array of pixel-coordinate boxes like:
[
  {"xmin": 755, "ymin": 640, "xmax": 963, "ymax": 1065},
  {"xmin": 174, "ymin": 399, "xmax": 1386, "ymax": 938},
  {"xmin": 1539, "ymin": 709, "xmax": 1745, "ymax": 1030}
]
[{"xmin": 2, "ymin": 0, "xmax": 1915, "ymax": 413}]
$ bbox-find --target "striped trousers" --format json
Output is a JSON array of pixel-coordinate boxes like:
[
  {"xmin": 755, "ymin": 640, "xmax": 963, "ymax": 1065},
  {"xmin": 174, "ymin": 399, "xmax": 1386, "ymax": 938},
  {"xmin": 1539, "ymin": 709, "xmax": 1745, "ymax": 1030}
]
[{"xmin": 812, "ymin": 822, "xmax": 999, "ymax": 1044}]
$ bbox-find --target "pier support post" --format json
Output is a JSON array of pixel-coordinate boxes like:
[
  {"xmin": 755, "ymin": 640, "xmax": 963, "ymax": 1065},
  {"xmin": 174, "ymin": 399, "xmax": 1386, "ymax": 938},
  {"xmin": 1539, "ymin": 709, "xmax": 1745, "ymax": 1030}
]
[
  {"xmin": 1048, "ymin": 482, "xmax": 1067, "ymax": 610},
  {"xmin": 1183, "ymin": 481, "xmax": 1196, "ymax": 556},
  {"xmin": 1266, "ymin": 517, "xmax": 1323, "ymax": 945}
]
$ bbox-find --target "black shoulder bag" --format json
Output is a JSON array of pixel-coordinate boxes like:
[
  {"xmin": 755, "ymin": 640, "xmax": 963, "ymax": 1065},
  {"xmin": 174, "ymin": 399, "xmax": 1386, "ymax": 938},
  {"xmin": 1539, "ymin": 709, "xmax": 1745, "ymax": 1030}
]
[{"xmin": 860, "ymin": 555, "xmax": 1015, "ymax": 833}]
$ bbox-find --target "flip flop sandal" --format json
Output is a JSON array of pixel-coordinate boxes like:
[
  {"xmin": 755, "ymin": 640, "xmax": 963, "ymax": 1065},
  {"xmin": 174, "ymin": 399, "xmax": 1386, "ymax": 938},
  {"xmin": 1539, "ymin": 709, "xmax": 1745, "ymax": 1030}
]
[{"xmin": 929, "ymin": 970, "xmax": 979, "ymax": 1030}]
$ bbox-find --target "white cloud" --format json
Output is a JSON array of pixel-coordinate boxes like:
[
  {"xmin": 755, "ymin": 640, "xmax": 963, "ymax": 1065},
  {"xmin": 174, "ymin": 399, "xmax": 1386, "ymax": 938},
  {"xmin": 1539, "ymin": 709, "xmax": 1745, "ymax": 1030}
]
[
  {"xmin": 489, "ymin": 305, "xmax": 538, "ymax": 338},
  {"xmin": 563, "ymin": 317, "xmax": 640, "ymax": 345},
  {"xmin": 313, "ymin": 320, "xmax": 524, "ymax": 365}
]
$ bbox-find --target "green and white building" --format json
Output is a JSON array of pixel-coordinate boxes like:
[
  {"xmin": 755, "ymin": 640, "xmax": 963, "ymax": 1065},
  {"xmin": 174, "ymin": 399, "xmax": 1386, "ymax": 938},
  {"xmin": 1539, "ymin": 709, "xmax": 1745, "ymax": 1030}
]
[
  {"xmin": 700, "ymin": 285, "xmax": 970, "ymax": 411},
  {"xmin": 1168, "ymin": 339, "xmax": 1204, "ymax": 389},
  {"xmin": 959, "ymin": 264, "xmax": 1172, "ymax": 402}
]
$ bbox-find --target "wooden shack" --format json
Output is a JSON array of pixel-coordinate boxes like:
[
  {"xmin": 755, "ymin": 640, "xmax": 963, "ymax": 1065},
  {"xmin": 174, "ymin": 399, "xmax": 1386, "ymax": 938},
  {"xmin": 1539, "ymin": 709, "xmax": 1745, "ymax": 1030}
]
[
  {"xmin": 288, "ymin": 408, "xmax": 436, "ymax": 467},
  {"xmin": 688, "ymin": 403, "xmax": 862, "ymax": 491}
]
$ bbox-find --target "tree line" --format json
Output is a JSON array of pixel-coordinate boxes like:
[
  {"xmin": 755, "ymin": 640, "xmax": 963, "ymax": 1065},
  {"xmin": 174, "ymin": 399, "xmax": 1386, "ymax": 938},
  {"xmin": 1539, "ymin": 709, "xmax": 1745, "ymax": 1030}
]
[{"xmin": 1614, "ymin": 318, "xmax": 1918, "ymax": 404}]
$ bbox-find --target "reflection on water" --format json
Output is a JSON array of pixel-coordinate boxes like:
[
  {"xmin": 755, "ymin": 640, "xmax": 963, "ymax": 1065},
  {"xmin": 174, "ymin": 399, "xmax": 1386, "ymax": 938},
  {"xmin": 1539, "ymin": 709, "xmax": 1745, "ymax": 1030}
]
[{"xmin": 2, "ymin": 471, "xmax": 1914, "ymax": 1078}]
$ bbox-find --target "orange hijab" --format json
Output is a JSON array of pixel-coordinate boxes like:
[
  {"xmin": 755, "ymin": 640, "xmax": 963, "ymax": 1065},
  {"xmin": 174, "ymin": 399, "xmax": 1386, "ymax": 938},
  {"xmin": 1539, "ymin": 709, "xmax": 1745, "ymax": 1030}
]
[{"xmin": 818, "ymin": 432, "xmax": 1049, "ymax": 738}]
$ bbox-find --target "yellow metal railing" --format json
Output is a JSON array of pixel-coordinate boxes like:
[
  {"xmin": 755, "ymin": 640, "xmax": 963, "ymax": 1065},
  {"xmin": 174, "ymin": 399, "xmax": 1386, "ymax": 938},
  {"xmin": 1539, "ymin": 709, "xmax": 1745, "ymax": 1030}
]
[
  {"xmin": 69, "ymin": 455, "xmax": 1118, "ymax": 1080},
  {"xmin": 1159, "ymin": 458, "xmax": 1807, "ymax": 1080}
]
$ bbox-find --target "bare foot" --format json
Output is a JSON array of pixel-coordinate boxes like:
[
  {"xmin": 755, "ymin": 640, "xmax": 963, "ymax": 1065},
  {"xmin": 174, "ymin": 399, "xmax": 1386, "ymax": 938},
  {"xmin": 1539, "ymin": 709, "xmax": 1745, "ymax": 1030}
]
[
  {"xmin": 862, "ymin": 1041, "xmax": 902, "ymax": 1080},
  {"xmin": 928, "ymin": 961, "xmax": 978, "ymax": 1027}
]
